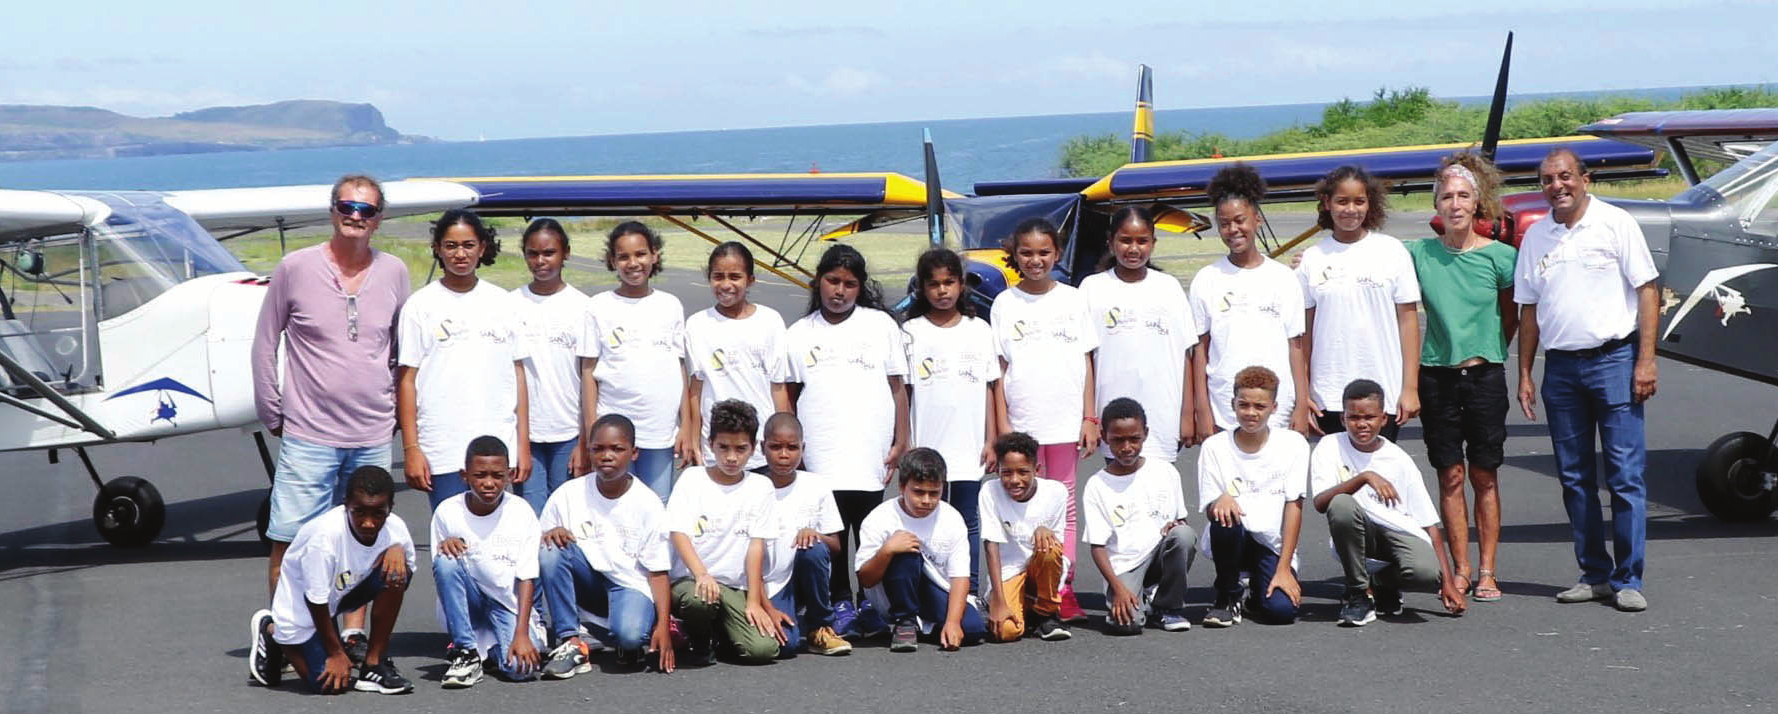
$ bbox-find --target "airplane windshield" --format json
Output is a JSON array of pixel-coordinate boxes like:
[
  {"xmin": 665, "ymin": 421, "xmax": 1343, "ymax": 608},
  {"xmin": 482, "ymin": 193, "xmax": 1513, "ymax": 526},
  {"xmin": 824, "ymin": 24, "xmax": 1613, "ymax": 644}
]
[
  {"xmin": 84, "ymin": 194, "xmax": 247, "ymax": 319},
  {"xmin": 1688, "ymin": 140, "xmax": 1778, "ymax": 218}
]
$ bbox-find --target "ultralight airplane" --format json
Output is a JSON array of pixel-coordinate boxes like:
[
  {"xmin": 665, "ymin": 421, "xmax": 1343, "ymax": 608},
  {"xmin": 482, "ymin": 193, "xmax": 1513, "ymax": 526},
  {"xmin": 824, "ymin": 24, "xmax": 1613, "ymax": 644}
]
[{"xmin": 0, "ymin": 34, "xmax": 1766, "ymax": 550}]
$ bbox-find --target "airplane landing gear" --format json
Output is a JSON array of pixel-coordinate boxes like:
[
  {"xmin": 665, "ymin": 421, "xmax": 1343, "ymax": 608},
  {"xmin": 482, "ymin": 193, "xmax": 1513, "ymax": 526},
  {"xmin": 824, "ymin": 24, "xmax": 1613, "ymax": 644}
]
[
  {"xmin": 66, "ymin": 447, "xmax": 166, "ymax": 547},
  {"xmin": 1696, "ymin": 423, "xmax": 1778, "ymax": 522}
]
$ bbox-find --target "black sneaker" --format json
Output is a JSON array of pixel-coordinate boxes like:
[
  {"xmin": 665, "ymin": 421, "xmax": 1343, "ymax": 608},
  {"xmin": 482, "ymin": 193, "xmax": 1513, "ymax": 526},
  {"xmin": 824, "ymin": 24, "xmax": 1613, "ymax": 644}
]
[
  {"xmin": 542, "ymin": 638, "xmax": 591, "ymax": 679},
  {"xmin": 612, "ymin": 647, "xmax": 643, "ymax": 669},
  {"xmin": 683, "ymin": 639, "xmax": 718, "ymax": 667},
  {"xmin": 1202, "ymin": 594, "xmax": 1243, "ymax": 628},
  {"xmin": 342, "ymin": 632, "xmax": 369, "ymax": 669},
  {"xmin": 248, "ymin": 609, "xmax": 282, "ymax": 687},
  {"xmin": 353, "ymin": 659, "xmax": 414, "ymax": 694},
  {"xmin": 1374, "ymin": 587, "xmax": 1403, "ymax": 617},
  {"xmin": 441, "ymin": 646, "xmax": 483, "ymax": 689},
  {"xmin": 1338, "ymin": 591, "xmax": 1376, "ymax": 627},
  {"xmin": 1033, "ymin": 615, "xmax": 1071, "ymax": 641},
  {"xmin": 889, "ymin": 619, "xmax": 919, "ymax": 652}
]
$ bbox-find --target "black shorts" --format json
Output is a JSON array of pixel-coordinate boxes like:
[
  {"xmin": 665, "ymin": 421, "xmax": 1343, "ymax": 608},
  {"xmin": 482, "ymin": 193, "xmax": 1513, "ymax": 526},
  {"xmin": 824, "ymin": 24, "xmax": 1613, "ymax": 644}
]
[{"xmin": 1417, "ymin": 363, "xmax": 1508, "ymax": 470}]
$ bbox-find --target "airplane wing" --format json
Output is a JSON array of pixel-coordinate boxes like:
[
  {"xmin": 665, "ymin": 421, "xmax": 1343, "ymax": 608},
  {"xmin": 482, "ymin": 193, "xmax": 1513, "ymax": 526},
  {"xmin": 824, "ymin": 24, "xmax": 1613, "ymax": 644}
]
[
  {"xmin": 1579, "ymin": 109, "xmax": 1778, "ymax": 184},
  {"xmin": 163, "ymin": 180, "xmax": 480, "ymax": 238},
  {"xmin": 0, "ymin": 189, "xmax": 98, "ymax": 243}
]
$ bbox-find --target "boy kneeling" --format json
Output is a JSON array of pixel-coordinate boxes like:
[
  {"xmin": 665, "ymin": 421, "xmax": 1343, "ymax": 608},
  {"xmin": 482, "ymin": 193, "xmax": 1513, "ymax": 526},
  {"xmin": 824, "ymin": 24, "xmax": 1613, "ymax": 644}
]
[
  {"xmin": 856, "ymin": 447, "xmax": 987, "ymax": 652},
  {"xmin": 1085, "ymin": 398, "xmax": 1196, "ymax": 635},
  {"xmin": 1197, "ymin": 366, "xmax": 1308, "ymax": 627},
  {"xmin": 667, "ymin": 400, "xmax": 782, "ymax": 666},
  {"xmin": 1310, "ymin": 379, "xmax": 1467, "ymax": 626},
  {"xmin": 980, "ymin": 432, "xmax": 1071, "ymax": 641},
  {"xmin": 757, "ymin": 412, "xmax": 852, "ymax": 656},
  {"xmin": 537, "ymin": 415, "xmax": 675, "ymax": 676},
  {"xmin": 249, "ymin": 466, "xmax": 415, "ymax": 694},
  {"xmin": 430, "ymin": 436, "xmax": 543, "ymax": 687}
]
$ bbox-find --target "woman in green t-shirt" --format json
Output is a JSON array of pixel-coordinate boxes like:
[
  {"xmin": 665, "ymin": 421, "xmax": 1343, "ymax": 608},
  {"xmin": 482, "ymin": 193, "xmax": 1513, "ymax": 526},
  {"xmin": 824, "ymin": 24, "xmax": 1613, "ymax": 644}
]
[{"xmin": 1404, "ymin": 152, "xmax": 1519, "ymax": 604}]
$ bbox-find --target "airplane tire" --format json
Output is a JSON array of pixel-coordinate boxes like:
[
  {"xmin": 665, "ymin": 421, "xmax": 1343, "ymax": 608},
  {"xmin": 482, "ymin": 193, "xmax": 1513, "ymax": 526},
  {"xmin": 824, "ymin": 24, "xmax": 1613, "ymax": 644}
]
[
  {"xmin": 1696, "ymin": 432, "xmax": 1778, "ymax": 522},
  {"xmin": 92, "ymin": 476, "xmax": 166, "ymax": 547},
  {"xmin": 256, "ymin": 494, "xmax": 272, "ymax": 545}
]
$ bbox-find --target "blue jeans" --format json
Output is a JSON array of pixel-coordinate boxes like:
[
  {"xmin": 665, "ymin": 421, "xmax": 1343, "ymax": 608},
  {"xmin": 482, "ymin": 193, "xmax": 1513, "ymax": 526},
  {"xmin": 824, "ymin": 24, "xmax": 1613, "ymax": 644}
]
[
  {"xmin": 945, "ymin": 479, "xmax": 983, "ymax": 596},
  {"xmin": 1207, "ymin": 521, "xmax": 1298, "ymax": 624},
  {"xmin": 427, "ymin": 470, "xmax": 468, "ymax": 511},
  {"xmin": 766, "ymin": 543, "xmax": 838, "ymax": 657},
  {"xmin": 1542, "ymin": 343, "xmax": 1647, "ymax": 591},
  {"xmin": 267, "ymin": 435, "xmax": 391, "ymax": 542},
  {"xmin": 432, "ymin": 555, "xmax": 536, "ymax": 679},
  {"xmin": 289, "ymin": 570, "xmax": 389, "ymax": 693},
  {"xmin": 538, "ymin": 543, "xmax": 656, "ymax": 652},
  {"xmin": 517, "ymin": 438, "xmax": 578, "ymax": 513},
  {"xmin": 881, "ymin": 552, "xmax": 986, "ymax": 643},
  {"xmin": 633, "ymin": 447, "xmax": 675, "ymax": 501}
]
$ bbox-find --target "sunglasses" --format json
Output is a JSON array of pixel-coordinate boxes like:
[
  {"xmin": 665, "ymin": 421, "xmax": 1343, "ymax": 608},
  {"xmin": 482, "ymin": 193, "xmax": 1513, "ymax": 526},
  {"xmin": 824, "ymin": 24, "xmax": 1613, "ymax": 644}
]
[{"xmin": 334, "ymin": 200, "xmax": 381, "ymax": 219}]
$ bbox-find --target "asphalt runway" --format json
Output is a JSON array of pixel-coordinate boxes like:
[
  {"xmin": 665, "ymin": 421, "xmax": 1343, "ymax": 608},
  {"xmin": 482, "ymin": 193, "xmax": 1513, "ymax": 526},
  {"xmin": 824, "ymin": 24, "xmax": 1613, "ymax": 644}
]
[{"xmin": 4, "ymin": 225, "xmax": 1778, "ymax": 714}]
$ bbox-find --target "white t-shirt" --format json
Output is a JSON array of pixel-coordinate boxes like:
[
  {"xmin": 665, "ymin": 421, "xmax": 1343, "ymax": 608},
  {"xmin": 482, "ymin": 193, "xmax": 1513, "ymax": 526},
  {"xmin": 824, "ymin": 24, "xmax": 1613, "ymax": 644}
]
[
  {"xmin": 538, "ymin": 477, "xmax": 672, "ymax": 601},
  {"xmin": 580, "ymin": 290, "xmax": 686, "ymax": 449},
  {"xmin": 905, "ymin": 315, "xmax": 1001, "ymax": 480},
  {"xmin": 664, "ymin": 468, "xmax": 776, "ymax": 588},
  {"xmin": 785, "ymin": 308, "xmax": 906, "ymax": 492},
  {"xmin": 1194, "ymin": 429, "xmax": 1309, "ymax": 566},
  {"xmin": 1308, "ymin": 434, "xmax": 1440, "ymax": 546},
  {"xmin": 685, "ymin": 305, "xmax": 789, "ymax": 469},
  {"xmin": 515, "ymin": 284, "xmax": 590, "ymax": 443},
  {"xmin": 271, "ymin": 505, "xmax": 416, "ymax": 645},
  {"xmin": 397, "ymin": 280, "xmax": 527, "ymax": 473},
  {"xmin": 855, "ymin": 498, "xmax": 972, "ymax": 592},
  {"xmin": 1189, "ymin": 257, "xmax": 1305, "ymax": 430},
  {"xmin": 1514, "ymin": 198, "xmax": 1660, "ymax": 351},
  {"xmin": 991, "ymin": 284, "xmax": 1098, "ymax": 444},
  {"xmin": 429, "ymin": 493, "xmax": 541, "ymax": 614},
  {"xmin": 1296, "ymin": 232, "xmax": 1420, "ymax": 413},
  {"xmin": 1081, "ymin": 459, "xmax": 1189, "ymax": 576},
  {"xmin": 978, "ymin": 478, "xmax": 1069, "ymax": 581},
  {"xmin": 1081, "ymin": 269, "xmax": 1196, "ymax": 461},
  {"xmin": 763, "ymin": 473, "xmax": 843, "ymax": 597}
]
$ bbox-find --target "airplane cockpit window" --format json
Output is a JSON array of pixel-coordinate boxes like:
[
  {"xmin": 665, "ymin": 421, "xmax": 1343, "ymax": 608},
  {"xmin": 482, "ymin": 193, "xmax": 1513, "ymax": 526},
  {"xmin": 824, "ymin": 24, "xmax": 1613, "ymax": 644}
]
[
  {"xmin": 1, "ymin": 231, "xmax": 96, "ymax": 396},
  {"xmin": 1691, "ymin": 140, "xmax": 1778, "ymax": 239},
  {"xmin": 85, "ymin": 194, "xmax": 246, "ymax": 320}
]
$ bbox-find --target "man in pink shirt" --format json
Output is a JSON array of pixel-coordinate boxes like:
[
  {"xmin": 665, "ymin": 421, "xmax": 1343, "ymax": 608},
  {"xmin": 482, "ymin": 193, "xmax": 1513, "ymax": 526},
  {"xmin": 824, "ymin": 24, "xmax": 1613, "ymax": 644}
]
[{"xmin": 252, "ymin": 175, "xmax": 410, "ymax": 665}]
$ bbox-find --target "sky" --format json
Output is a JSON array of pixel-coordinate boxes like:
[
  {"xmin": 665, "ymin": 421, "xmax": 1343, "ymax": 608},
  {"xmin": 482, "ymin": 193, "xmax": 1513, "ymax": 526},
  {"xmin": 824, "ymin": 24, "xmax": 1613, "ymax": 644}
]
[{"xmin": 2, "ymin": 0, "xmax": 1774, "ymax": 141}]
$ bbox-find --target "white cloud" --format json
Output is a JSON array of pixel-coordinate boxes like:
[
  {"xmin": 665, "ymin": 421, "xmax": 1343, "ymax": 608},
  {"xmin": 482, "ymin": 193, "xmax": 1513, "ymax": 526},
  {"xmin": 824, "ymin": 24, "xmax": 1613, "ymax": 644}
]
[{"xmin": 783, "ymin": 66, "xmax": 884, "ymax": 96}]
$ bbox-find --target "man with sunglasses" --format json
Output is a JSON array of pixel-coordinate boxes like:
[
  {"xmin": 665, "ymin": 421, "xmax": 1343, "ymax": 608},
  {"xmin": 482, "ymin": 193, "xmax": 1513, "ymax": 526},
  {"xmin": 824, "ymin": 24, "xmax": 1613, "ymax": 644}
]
[{"xmin": 251, "ymin": 175, "xmax": 413, "ymax": 675}]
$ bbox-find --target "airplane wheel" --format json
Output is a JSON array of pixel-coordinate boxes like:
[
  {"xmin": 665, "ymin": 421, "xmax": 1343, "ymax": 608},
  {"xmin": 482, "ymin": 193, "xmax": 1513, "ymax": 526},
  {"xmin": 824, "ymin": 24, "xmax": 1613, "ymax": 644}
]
[
  {"xmin": 256, "ymin": 494, "xmax": 272, "ymax": 545},
  {"xmin": 92, "ymin": 476, "xmax": 165, "ymax": 547},
  {"xmin": 1696, "ymin": 432, "xmax": 1778, "ymax": 522}
]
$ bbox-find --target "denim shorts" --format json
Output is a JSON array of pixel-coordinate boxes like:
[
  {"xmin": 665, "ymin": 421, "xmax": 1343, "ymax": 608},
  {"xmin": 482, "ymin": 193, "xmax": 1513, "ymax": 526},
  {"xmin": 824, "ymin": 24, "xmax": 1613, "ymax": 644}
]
[
  {"xmin": 267, "ymin": 435, "xmax": 392, "ymax": 542},
  {"xmin": 1418, "ymin": 363, "xmax": 1508, "ymax": 470}
]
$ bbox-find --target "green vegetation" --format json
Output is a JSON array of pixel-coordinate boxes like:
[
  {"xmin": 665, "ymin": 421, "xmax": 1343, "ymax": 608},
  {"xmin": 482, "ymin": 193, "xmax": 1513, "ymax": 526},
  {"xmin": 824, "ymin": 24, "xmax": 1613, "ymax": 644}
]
[{"xmin": 1060, "ymin": 86, "xmax": 1778, "ymax": 178}]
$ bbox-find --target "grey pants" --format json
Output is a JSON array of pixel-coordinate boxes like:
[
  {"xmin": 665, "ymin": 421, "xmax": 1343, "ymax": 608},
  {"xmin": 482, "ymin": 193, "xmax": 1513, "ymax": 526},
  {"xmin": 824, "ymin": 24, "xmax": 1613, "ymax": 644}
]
[
  {"xmin": 1326, "ymin": 493, "xmax": 1440, "ymax": 594},
  {"xmin": 1108, "ymin": 525, "xmax": 1197, "ymax": 620}
]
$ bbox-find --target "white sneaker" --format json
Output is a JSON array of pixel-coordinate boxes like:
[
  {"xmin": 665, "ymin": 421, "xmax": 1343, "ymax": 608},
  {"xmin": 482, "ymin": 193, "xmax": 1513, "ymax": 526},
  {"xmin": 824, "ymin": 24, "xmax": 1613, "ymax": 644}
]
[
  {"xmin": 1554, "ymin": 582, "xmax": 1612, "ymax": 603},
  {"xmin": 1612, "ymin": 589, "xmax": 1648, "ymax": 612}
]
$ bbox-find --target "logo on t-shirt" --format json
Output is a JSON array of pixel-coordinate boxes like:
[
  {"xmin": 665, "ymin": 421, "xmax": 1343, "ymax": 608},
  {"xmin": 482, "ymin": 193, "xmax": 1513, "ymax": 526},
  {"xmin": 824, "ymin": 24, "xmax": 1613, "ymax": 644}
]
[
  {"xmin": 804, "ymin": 345, "xmax": 825, "ymax": 367},
  {"xmin": 916, "ymin": 357, "xmax": 936, "ymax": 381},
  {"xmin": 694, "ymin": 515, "xmax": 711, "ymax": 537},
  {"xmin": 573, "ymin": 520, "xmax": 600, "ymax": 541},
  {"xmin": 1104, "ymin": 307, "xmax": 1123, "ymax": 329},
  {"xmin": 1110, "ymin": 504, "xmax": 1130, "ymax": 528},
  {"xmin": 334, "ymin": 570, "xmax": 353, "ymax": 591},
  {"xmin": 607, "ymin": 326, "xmax": 629, "ymax": 350},
  {"xmin": 435, "ymin": 318, "xmax": 461, "ymax": 342},
  {"xmin": 709, "ymin": 348, "xmax": 730, "ymax": 372}
]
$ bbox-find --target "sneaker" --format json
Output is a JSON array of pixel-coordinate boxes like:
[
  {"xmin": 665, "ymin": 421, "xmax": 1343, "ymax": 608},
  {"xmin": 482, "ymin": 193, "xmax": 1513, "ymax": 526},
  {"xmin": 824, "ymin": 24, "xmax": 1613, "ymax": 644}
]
[
  {"xmin": 1155, "ymin": 610, "xmax": 1192, "ymax": 632},
  {"xmin": 441, "ymin": 647, "xmax": 483, "ymax": 689},
  {"xmin": 832, "ymin": 600, "xmax": 860, "ymax": 637},
  {"xmin": 612, "ymin": 647, "xmax": 643, "ymax": 669},
  {"xmin": 1374, "ymin": 587, "xmax": 1403, "ymax": 617},
  {"xmin": 889, "ymin": 619, "xmax": 919, "ymax": 652},
  {"xmin": 1556, "ymin": 581, "xmax": 1613, "ymax": 604},
  {"xmin": 352, "ymin": 660, "xmax": 414, "ymax": 695},
  {"xmin": 683, "ymin": 639, "xmax": 718, "ymax": 667},
  {"xmin": 807, "ymin": 626, "xmax": 853, "ymax": 656},
  {"xmin": 1034, "ymin": 615, "xmax": 1072, "ymax": 641},
  {"xmin": 1202, "ymin": 595, "xmax": 1243, "ymax": 628},
  {"xmin": 853, "ymin": 604, "xmax": 890, "ymax": 638},
  {"xmin": 248, "ymin": 609, "xmax": 282, "ymax": 687},
  {"xmin": 542, "ymin": 638, "xmax": 591, "ymax": 680},
  {"xmin": 1058, "ymin": 587, "xmax": 1087, "ymax": 623},
  {"xmin": 1612, "ymin": 589, "xmax": 1648, "ymax": 612},
  {"xmin": 1338, "ymin": 591, "xmax": 1376, "ymax": 627},
  {"xmin": 342, "ymin": 632, "xmax": 369, "ymax": 669}
]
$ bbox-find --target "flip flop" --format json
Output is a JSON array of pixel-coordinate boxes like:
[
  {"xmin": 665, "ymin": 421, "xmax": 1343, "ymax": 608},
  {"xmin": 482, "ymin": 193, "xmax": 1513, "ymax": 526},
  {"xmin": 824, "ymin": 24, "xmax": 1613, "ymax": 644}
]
[{"xmin": 1473, "ymin": 569, "xmax": 1503, "ymax": 602}]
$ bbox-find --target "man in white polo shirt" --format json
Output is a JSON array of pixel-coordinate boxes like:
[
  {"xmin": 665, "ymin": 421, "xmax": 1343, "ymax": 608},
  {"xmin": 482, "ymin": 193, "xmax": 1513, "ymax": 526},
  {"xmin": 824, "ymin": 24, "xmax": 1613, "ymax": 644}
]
[{"xmin": 1514, "ymin": 148, "xmax": 1659, "ymax": 612}]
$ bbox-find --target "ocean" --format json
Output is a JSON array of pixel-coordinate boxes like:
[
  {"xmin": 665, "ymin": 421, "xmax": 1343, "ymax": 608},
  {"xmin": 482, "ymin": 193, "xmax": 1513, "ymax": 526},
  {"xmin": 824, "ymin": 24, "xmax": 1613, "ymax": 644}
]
[{"xmin": 0, "ymin": 86, "xmax": 1741, "ymax": 194}]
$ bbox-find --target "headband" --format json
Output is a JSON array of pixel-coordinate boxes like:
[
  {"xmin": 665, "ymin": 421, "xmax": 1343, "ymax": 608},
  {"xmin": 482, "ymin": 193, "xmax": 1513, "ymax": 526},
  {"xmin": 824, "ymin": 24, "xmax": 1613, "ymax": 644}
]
[{"xmin": 1437, "ymin": 164, "xmax": 1478, "ymax": 194}]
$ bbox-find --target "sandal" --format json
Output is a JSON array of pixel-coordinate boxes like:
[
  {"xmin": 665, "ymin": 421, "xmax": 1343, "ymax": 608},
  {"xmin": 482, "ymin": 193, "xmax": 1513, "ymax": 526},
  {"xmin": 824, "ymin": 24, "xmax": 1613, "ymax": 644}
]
[
  {"xmin": 1452, "ymin": 570, "xmax": 1473, "ymax": 596},
  {"xmin": 1473, "ymin": 569, "xmax": 1503, "ymax": 602}
]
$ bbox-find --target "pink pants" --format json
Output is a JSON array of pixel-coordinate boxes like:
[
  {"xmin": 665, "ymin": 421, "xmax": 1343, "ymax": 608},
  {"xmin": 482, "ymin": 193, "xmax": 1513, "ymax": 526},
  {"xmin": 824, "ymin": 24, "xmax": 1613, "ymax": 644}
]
[{"xmin": 1036, "ymin": 442, "xmax": 1079, "ymax": 586}]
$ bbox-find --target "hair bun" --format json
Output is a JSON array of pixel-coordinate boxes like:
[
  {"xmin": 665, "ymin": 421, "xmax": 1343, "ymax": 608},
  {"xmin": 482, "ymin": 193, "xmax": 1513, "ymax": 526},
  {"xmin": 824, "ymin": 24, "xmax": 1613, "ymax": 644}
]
[{"xmin": 1207, "ymin": 162, "xmax": 1267, "ymax": 207}]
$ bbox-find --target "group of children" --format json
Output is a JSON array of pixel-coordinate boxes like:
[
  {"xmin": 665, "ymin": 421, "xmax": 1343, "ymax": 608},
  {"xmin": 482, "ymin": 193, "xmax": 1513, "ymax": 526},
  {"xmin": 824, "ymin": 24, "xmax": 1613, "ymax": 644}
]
[{"xmin": 250, "ymin": 157, "xmax": 1495, "ymax": 694}]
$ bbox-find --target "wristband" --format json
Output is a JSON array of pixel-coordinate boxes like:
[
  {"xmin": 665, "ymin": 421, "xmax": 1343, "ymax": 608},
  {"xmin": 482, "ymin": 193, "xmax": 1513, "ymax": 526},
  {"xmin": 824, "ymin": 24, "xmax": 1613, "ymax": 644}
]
[
  {"xmin": 403, "ymin": 442, "xmax": 420, "ymax": 451},
  {"xmin": 1082, "ymin": 416, "xmax": 1100, "ymax": 425}
]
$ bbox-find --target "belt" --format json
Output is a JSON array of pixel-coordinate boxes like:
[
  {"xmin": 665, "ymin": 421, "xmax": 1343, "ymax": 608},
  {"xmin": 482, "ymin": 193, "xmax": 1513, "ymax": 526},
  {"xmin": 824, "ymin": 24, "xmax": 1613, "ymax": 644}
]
[{"xmin": 1548, "ymin": 334, "xmax": 1635, "ymax": 360}]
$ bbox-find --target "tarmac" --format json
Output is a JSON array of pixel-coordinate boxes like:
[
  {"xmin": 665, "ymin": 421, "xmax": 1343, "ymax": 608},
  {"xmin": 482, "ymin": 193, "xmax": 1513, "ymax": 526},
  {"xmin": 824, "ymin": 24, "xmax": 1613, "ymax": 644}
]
[{"xmin": 3, "ymin": 213, "xmax": 1777, "ymax": 713}]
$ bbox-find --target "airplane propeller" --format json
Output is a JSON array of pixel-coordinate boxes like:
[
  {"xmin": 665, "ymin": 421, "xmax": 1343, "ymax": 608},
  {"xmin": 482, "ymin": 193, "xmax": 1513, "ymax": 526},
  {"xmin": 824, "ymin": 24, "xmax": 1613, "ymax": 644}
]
[
  {"xmin": 924, "ymin": 128, "xmax": 944, "ymax": 247},
  {"xmin": 1480, "ymin": 32, "xmax": 1513, "ymax": 162}
]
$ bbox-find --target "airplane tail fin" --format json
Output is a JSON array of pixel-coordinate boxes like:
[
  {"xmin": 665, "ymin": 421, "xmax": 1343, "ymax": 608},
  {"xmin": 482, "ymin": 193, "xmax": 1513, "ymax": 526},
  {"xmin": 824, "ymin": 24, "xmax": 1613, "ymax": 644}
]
[{"xmin": 1131, "ymin": 64, "xmax": 1154, "ymax": 164}]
